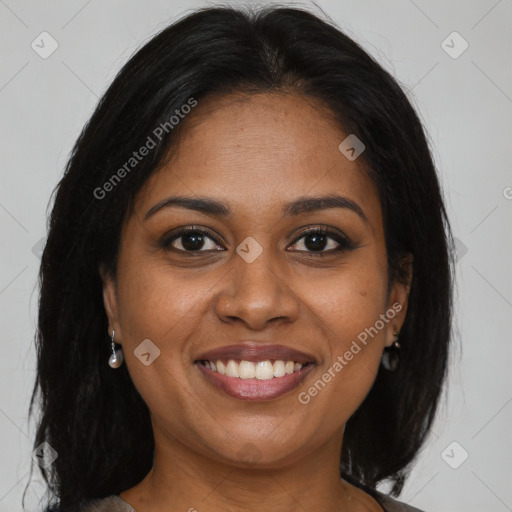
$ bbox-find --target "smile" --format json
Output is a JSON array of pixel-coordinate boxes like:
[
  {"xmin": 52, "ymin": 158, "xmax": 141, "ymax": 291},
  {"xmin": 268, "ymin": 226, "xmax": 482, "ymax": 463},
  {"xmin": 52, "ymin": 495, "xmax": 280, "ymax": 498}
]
[
  {"xmin": 194, "ymin": 342, "xmax": 317, "ymax": 401},
  {"xmin": 198, "ymin": 359, "xmax": 309, "ymax": 379}
]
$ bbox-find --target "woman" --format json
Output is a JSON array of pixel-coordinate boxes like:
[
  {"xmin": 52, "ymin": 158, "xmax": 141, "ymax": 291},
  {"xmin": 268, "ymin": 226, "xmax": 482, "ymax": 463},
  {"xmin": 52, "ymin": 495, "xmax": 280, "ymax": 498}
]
[{"xmin": 30, "ymin": 5, "xmax": 454, "ymax": 512}]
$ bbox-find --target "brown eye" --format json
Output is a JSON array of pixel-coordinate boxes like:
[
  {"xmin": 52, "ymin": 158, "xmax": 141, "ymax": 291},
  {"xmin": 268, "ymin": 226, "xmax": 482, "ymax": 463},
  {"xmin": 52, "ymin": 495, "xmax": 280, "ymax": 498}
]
[
  {"xmin": 161, "ymin": 227, "xmax": 224, "ymax": 253},
  {"xmin": 288, "ymin": 227, "xmax": 355, "ymax": 256}
]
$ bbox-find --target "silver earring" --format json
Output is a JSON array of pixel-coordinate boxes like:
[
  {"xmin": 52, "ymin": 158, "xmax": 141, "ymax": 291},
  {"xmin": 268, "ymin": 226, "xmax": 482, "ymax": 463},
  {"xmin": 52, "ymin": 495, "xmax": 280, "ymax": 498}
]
[
  {"xmin": 382, "ymin": 328, "xmax": 400, "ymax": 371},
  {"xmin": 108, "ymin": 329, "xmax": 124, "ymax": 369}
]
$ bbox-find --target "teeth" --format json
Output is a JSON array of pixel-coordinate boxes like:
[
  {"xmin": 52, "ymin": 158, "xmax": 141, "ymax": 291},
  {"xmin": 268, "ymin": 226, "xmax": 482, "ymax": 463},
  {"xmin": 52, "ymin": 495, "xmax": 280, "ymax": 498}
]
[
  {"xmin": 203, "ymin": 359, "xmax": 307, "ymax": 379},
  {"xmin": 255, "ymin": 360, "xmax": 274, "ymax": 380},
  {"xmin": 239, "ymin": 360, "xmax": 255, "ymax": 379},
  {"xmin": 225, "ymin": 360, "xmax": 239, "ymax": 378},
  {"xmin": 273, "ymin": 360, "xmax": 286, "ymax": 377}
]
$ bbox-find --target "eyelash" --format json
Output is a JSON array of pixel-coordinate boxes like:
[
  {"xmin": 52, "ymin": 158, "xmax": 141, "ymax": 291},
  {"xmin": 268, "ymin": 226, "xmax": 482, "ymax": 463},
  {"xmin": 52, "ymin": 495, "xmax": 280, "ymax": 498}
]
[{"xmin": 160, "ymin": 225, "xmax": 356, "ymax": 257}]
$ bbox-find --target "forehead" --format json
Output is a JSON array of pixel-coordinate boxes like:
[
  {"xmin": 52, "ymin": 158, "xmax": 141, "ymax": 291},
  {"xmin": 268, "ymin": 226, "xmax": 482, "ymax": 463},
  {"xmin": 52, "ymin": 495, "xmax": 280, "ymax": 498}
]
[{"xmin": 133, "ymin": 92, "xmax": 381, "ymax": 226}]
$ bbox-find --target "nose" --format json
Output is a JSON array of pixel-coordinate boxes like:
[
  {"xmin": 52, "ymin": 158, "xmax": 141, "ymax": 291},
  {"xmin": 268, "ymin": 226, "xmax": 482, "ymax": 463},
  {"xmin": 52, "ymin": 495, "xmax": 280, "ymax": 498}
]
[{"xmin": 215, "ymin": 248, "xmax": 300, "ymax": 330}]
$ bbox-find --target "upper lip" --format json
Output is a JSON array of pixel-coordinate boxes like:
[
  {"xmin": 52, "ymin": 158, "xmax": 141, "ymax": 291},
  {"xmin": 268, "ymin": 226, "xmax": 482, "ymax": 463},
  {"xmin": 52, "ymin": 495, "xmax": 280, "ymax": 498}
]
[{"xmin": 195, "ymin": 342, "xmax": 316, "ymax": 364}]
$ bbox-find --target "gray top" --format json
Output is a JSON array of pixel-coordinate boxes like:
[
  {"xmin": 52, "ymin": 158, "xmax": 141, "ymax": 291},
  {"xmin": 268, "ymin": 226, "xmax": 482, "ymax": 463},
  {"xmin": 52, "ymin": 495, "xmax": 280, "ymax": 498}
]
[
  {"xmin": 79, "ymin": 495, "xmax": 135, "ymax": 511},
  {"xmin": 79, "ymin": 492, "xmax": 425, "ymax": 511}
]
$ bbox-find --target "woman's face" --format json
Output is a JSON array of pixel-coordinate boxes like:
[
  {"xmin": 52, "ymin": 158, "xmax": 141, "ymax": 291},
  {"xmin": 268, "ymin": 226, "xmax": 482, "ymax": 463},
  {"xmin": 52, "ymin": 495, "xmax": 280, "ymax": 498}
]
[{"xmin": 102, "ymin": 92, "xmax": 410, "ymax": 468}]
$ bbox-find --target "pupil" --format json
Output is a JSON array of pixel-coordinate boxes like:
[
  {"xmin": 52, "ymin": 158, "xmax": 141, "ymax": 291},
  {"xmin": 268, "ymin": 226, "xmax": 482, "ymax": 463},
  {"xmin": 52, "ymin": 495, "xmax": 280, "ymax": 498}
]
[
  {"xmin": 305, "ymin": 233, "xmax": 326, "ymax": 251},
  {"xmin": 182, "ymin": 232, "xmax": 204, "ymax": 250}
]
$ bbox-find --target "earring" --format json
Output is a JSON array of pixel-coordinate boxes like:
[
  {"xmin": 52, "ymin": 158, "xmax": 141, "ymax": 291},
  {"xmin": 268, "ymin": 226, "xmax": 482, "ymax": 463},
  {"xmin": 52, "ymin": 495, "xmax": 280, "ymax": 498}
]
[
  {"xmin": 381, "ymin": 327, "xmax": 400, "ymax": 371},
  {"xmin": 108, "ymin": 329, "xmax": 124, "ymax": 369}
]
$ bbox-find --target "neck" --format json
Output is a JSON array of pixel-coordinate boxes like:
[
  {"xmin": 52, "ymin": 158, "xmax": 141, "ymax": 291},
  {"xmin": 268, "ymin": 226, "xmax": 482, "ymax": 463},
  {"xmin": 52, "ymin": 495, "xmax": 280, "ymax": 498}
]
[{"xmin": 120, "ymin": 424, "xmax": 382, "ymax": 512}]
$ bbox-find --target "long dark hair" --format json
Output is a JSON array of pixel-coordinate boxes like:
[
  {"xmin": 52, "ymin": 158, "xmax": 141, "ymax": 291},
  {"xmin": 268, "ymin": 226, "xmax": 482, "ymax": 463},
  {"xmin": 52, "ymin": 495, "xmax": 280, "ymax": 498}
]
[{"xmin": 28, "ymin": 5, "xmax": 454, "ymax": 511}]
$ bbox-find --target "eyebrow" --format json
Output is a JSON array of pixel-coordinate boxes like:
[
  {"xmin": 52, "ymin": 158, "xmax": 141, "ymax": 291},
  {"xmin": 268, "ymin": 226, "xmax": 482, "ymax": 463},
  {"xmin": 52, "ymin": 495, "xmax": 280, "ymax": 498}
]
[{"xmin": 144, "ymin": 194, "xmax": 369, "ymax": 224}]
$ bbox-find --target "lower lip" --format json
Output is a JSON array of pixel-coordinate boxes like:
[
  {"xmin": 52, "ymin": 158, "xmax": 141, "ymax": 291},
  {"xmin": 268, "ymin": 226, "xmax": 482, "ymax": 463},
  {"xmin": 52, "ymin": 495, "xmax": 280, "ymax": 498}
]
[{"xmin": 196, "ymin": 363, "xmax": 315, "ymax": 401}]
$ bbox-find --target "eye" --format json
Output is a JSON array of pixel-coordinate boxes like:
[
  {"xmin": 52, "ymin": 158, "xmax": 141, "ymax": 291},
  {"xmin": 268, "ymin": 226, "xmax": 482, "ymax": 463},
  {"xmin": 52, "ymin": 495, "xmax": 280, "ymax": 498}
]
[
  {"xmin": 161, "ymin": 226, "xmax": 224, "ymax": 253},
  {"xmin": 160, "ymin": 225, "xmax": 355, "ymax": 256},
  {"xmin": 288, "ymin": 227, "xmax": 354, "ymax": 256}
]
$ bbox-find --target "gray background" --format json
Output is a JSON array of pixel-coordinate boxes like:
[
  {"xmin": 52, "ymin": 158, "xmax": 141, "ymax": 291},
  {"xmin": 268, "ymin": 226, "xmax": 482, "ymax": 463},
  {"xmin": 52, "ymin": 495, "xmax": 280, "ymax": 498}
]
[{"xmin": 1, "ymin": 0, "xmax": 511, "ymax": 510}]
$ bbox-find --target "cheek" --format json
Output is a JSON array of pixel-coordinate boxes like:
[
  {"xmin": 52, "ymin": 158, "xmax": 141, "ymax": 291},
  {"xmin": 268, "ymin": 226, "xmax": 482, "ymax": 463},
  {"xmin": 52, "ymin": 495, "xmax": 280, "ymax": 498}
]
[
  {"xmin": 307, "ymin": 257, "xmax": 389, "ymax": 337},
  {"xmin": 297, "ymin": 283, "xmax": 387, "ymax": 435},
  {"xmin": 114, "ymin": 260, "xmax": 205, "ymax": 426},
  {"xmin": 301, "ymin": 258, "xmax": 388, "ymax": 395},
  {"xmin": 116, "ymin": 252, "xmax": 210, "ymax": 341}
]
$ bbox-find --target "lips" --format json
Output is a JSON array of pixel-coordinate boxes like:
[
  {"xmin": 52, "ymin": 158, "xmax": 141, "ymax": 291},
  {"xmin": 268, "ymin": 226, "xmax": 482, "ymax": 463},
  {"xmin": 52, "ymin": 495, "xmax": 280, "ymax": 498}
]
[
  {"xmin": 194, "ymin": 342, "xmax": 316, "ymax": 401},
  {"xmin": 195, "ymin": 343, "xmax": 316, "ymax": 365}
]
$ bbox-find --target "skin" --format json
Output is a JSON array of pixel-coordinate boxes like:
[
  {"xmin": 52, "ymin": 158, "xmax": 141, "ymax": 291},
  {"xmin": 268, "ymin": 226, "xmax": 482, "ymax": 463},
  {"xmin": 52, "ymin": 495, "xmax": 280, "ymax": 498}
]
[{"xmin": 101, "ymin": 91, "xmax": 412, "ymax": 512}]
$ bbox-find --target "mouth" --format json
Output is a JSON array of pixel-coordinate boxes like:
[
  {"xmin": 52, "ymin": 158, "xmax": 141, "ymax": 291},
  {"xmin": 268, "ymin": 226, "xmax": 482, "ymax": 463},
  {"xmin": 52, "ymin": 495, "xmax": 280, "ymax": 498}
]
[{"xmin": 194, "ymin": 343, "xmax": 316, "ymax": 401}]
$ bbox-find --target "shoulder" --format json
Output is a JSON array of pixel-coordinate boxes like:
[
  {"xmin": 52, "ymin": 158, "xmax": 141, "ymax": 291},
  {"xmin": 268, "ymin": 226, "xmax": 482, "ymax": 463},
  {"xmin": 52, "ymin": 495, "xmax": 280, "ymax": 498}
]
[
  {"xmin": 74, "ymin": 495, "xmax": 135, "ymax": 512},
  {"xmin": 374, "ymin": 490, "xmax": 426, "ymax": 512},
  {"xmin": 347, "ymin": 479, "xmax": 426, "ymax": 512}
]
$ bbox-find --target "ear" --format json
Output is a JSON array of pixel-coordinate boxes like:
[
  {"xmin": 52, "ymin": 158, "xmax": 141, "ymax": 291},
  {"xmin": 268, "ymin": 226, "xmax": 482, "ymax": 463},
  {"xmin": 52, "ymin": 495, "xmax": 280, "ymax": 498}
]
[
  {"xmin": 385, "ymin": 253, "xmax": 413, "ymax": 347},
  {"xmin": 99, "ymin": 263, "xmax": 123, "ymax": 343}
]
